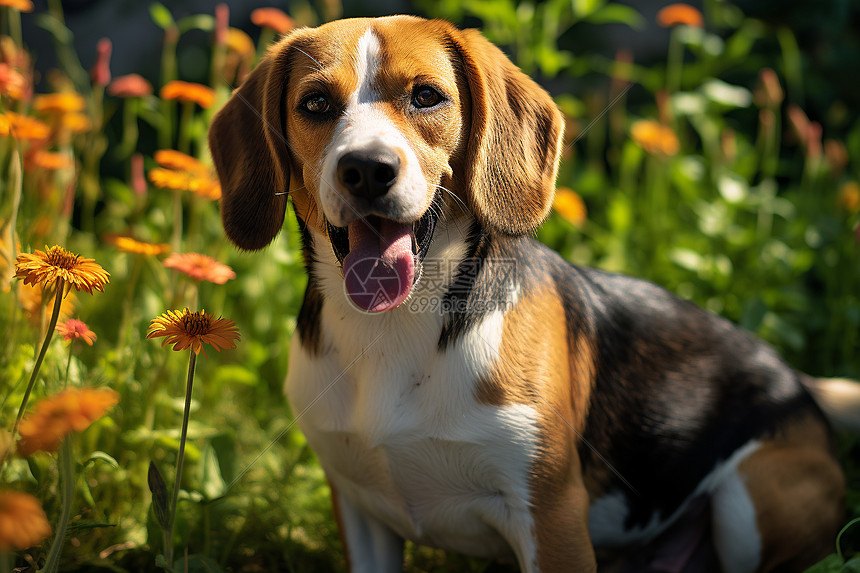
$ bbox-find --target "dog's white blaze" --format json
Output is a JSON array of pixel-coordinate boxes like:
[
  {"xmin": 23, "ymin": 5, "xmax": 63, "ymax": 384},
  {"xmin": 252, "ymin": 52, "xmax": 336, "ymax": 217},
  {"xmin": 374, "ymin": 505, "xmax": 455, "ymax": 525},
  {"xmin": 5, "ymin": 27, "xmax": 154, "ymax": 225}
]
[
  {"xmin": 318, "ymin": 26, "xmax": 429, "ymax": 227},
  {"xmin": 285, "ymin": 220, "xmax": 537, "ymax": 566},
  {"xmin": 588, "ymin": 440, "xmax": 762, "ymax": 550},
  {"xmin": 711, "ymin": 465, "xmax": 762, "ymax": 573}
]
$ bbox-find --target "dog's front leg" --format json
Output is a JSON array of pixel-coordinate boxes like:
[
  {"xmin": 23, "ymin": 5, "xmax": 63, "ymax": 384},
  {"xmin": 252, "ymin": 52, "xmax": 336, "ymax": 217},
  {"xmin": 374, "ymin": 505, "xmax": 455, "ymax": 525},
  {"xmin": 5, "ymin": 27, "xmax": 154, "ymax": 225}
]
[
  {"xmin": 330, "ymin": 484, "xmax": 404, "ymax": 573},
  {"xmin": 524, "ymin": 482, "xmax": 598, "ymax": 573}
]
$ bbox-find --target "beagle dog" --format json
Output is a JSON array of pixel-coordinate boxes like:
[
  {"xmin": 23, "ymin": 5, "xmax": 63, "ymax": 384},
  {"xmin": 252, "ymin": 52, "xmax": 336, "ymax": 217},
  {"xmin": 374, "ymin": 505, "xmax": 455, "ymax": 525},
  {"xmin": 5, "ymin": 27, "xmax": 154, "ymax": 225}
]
[{"xmin": 209, "ymin": 15, "xmax": 855, "ymax": 573}]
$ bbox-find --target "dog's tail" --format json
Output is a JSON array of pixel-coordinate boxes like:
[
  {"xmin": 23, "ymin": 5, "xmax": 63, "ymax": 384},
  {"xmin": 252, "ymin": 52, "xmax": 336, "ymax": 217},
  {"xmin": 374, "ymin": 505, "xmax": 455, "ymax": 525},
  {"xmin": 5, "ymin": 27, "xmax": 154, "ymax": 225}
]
[{"xmin": 803, "ymin": 377, "xmax": 860, "ymax": 432}]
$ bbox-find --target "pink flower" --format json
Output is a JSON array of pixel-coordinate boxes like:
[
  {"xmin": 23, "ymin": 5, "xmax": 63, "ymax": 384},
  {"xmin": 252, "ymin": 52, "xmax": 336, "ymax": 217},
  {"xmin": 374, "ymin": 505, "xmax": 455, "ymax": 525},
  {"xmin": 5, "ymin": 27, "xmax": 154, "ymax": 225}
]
[{"xmin": 90, "ymin": 38, "xmax": 112, "ymax": 87}]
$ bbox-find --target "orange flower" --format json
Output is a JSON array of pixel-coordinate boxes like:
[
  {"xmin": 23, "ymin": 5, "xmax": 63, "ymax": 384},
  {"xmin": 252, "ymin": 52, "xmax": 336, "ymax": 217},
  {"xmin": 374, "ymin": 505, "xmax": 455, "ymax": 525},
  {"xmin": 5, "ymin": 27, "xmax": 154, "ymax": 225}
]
[
  {"xmin": 0, "ymin": 491, "xmax": 51, "ymax": 552},
  {"xmin": 554, "ymin": 188, "xmax": 587, "ymax": 227},
  {"xmin": 147, "ymin": 308, "xmax": 240, "ymax": 356},
  {"xmin": 149, "ymin": 168, "xmax": 221, "ymax": 200},
  {"xmin": 657, "ymin": 4, "xmax": 704, "ymax": 28},
  {"xmin": 630, "ymin": 120, "xmax": 680, "ymax": 156},
  {"xmin": 0, "ymin": 0, "xmax": 34, "ymax": 12},
  {"xmin": 149, "ymin": 152, "xmax": 222, "ymax": 200},
  {"xmin": 18, "ymin": 282, "xmax": 76, "ymax": 325},
  {"xmin": 25, "ymin": 149, "xmax": 73, "ymax": 171},
  {"xmin": 60, "ymin": 112, "xmax": 92, "ymax": 134},
  {"xmin": 17, "ymin": 388, "xmax": 119, "ymax": 456},
  {"xmin": 33, "ymin": 92, "xmax": 86, "ymax": 115},
  {"xmin": 56, "ymin": 318, "xmax": 97, "ymax": 345},
  {"xmin": 108, "ymin": 73, "xmax": 153, "ymax": 98},
  {"xmin": 163, "ymin": 252, "xmax": 236, "ymax": 284},
  {"xmin": 838, "ymin": 181, "xmax": 860, "ymax": 214},
  {"xmin": 15, "ymin": 245, "xmax": 110, "ymax": 295},
  {"xmin": 0, "ymin": 62, "xmax": 27, "ymax": 100},
  {"xmin": 111, "ymin": 236, "xmax": 171, "ymax": 256},
  {"xmin": 154, "ymin": 149, "xmax": 206, "ymax": 172},
  {"xmin": 251, "ymin": 8, "xmax": 294, "ymax": 34},
  {"xmin": 160, "ymin": 81, "xmax": 215, "ymax": 109},
  {"xmin": 0, "ymin": 112, "xmax": 50, "ymax": 140}
]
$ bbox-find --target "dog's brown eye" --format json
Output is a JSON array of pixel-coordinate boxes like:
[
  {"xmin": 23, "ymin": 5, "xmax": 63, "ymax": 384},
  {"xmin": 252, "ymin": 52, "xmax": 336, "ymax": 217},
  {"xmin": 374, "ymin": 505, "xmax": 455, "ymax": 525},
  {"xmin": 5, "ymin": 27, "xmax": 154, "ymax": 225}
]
[
  {"xmin": 412, "ymin": 86, "xmax": 444, "ymax": 109},
  {"xmin": 302, "ymin": 94, "xmax": 329, "ymax": 114}
]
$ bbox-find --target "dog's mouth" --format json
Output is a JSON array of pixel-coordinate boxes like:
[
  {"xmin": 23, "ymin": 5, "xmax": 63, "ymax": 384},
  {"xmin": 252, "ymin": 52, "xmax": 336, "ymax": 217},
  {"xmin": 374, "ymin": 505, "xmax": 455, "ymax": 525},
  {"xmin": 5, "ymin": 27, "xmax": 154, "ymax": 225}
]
[{"xmin": 326, "ymin": 208, "xmax": 437, "ymax": 313}]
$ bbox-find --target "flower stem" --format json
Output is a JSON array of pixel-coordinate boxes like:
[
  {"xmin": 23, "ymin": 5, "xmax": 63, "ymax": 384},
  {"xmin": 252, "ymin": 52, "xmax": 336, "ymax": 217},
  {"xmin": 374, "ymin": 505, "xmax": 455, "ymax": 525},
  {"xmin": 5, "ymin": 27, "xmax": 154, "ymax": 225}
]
[
  {"xmin": 666, "ymin": 27, "xmax": 683, "ymax": 94},
  {"xmin": 63, "ymin": 342, "xmax": 73, "ymax": 389},
  {"xmin": 176, "ymin": 101, "xmax": 194, "ymax": 155},
  {"xmin": 10, "ymin": 278, "xmax": 65, "ymax": 439},
  {"xmin": 43, "ymin": 435, "xmax": 75, "ymax": 573},
  {"xmin": 164, "ymin": 351, "xmax": 197, "ymax": 567}
]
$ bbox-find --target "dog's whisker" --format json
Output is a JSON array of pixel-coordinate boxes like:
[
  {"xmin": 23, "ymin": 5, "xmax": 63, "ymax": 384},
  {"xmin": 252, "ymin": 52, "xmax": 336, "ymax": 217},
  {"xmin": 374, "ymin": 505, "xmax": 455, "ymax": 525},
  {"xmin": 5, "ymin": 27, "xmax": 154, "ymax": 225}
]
[
  {"xmin": 293, "ymin": 46, "xmax": 324, "ymax": 73},
  {"xmin": 433, "ymin": 184, "xmax": 471, "ymax": 217}
]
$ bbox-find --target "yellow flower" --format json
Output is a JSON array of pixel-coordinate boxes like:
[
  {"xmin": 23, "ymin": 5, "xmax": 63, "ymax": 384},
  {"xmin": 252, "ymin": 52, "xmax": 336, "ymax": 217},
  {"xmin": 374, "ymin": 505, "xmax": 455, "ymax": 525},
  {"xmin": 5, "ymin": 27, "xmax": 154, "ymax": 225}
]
[
  {"xmin": 838, "ymin": 181, "xmax": 860, "ymax": 214},
  {"xmin": 0, "ymin": 112, "xmax": 50, "ymax": 140},
  {"xmin": 33, "ymin": 92, "xmax": 86, "ymax": 115},
  {"xmin": 226, "ymin": 28, "xmax": 255, "ymax": 57},
  {"xmin": 0, "ymin": 490, "xmax": 51, "ymax": 552},
  {"xmin": 554, "ymin": 188, "xmax": 587, "ymax": 227},
  {"xmin": 17, "ymin": 388, "xmax": 119, "ymax": 456},
  {"xmin": 147, "ymin": 308, "xmax": 241, "ymax": 356},
  {"xmin": 160, "ymin": 81, "xmax": 215, "ymax": 109},
  {"xmin": 111, "ymin": 236, "xmax": 171, "ymax": 256},
  {"xmin": 630, "ymin": 120, "xmax": 680, "ymax": 156},
  {"xmin": 56, "ymin": 318, "xmax": 97, "ymax": 345},
  {"xmin": 657, "ymin": 3, "xmax": 704, "ymax": 28},
  {"xmin": 163, "ymin": 252, "xmax": 236, "ymax": 284},
  {"xmin": 60, "ymin": 112, "xmax": 92, "ymax": 134},
  {"xmin": 0, "ymin": 0, "xmax": 34, "ymax": 12},
  {"xmin": 14, "ymin": 245, "xmax": 110, "ymax": 295}
]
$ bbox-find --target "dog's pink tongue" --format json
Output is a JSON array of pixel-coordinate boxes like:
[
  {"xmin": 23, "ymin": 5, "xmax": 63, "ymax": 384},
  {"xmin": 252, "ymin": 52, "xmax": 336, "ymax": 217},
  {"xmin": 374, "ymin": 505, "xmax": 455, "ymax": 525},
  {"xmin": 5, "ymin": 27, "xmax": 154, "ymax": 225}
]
[{"xmin": 343, "ymin": 219, "xmax": 414, "ymax": 312}]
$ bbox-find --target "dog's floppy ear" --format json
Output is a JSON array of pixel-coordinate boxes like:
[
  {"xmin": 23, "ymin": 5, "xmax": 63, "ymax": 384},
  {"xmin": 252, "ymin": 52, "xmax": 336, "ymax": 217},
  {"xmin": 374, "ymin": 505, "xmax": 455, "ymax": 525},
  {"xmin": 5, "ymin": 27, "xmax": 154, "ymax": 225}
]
[
  {"xmin": 450, "ymin": 28, "xmax": 564, "ymax": 236},
  {"xmin": 208, "ymin": 38, "xmax": 294, "ymax": 250}
]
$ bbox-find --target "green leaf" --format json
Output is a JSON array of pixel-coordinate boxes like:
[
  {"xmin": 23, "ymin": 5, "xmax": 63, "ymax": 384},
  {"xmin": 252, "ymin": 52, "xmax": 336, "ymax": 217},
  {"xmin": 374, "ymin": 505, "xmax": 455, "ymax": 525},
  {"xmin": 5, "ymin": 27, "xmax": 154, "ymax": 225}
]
[
  {"xmin": 211, "ymin": 364, "xmax": 258, "ymax": 387},
  {"xmin": 149, "ymin": 3, "xmax": 175, "ymax": 30},
  {"xmin": 33, "ymin": 13, "xmax": 73, "ymax": 43},
  {"xmin": 669, "ymin": 247, "xmax": 703, "ymax": 272},
  {"xmin": 177, "ymin": 14, "xmax": 215, "ymax": 35},
  {"xmin": 571, "ymin": 0, "xmax": 602, "ymax": 18},
  {"xmin": 584, "ymin": 4, "xmax": 644, "ymax": 28},
  {"xmin": 741, "ymin": 297, "xmax": 768, "ymax": 332},
  {"xmin": 701, "ymin": 79, "xmax": 753, "ymax": 108},
  {"xmin": 148, "ymin": 461, "xmax": 170, "ymax": 530},
  {"xmin": 198, "ymin": 443, "xmax": 227, "ymax": 501},
  {"xmin": 804, "ymin": 554, "xmax": 843, "ymax": 573},
  {"xmin": 84, "ymin": 450, "xmax": 120, "ymax": 470},
  {"xmin": 155, "ymin": 554, "xmax": 176, "ymax": 572}
]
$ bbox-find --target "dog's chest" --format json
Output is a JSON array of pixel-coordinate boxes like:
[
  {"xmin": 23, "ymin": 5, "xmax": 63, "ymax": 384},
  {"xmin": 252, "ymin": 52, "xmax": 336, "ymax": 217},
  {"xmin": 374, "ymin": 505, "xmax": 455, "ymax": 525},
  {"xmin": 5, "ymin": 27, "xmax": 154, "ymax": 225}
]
[{"xmin": 285, "ymin": 301, "xmax": 539, "ymax": 556}]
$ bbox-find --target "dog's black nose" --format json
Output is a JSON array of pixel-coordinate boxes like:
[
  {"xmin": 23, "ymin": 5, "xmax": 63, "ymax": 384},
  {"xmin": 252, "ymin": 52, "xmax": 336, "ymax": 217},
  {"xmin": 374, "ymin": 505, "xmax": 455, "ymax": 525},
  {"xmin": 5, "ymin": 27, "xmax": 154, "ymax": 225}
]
[{"xmin": 337, "ymin": 149, "xmax": 400, "ymax": 201}]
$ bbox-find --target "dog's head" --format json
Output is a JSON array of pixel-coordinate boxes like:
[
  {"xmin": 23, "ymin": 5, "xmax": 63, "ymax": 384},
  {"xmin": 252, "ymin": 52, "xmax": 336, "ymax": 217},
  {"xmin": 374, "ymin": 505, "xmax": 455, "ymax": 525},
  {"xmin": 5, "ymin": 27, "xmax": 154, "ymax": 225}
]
[{"xmin": 209, "ymin": 16, "xmax": 563, "ymax": 312}]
